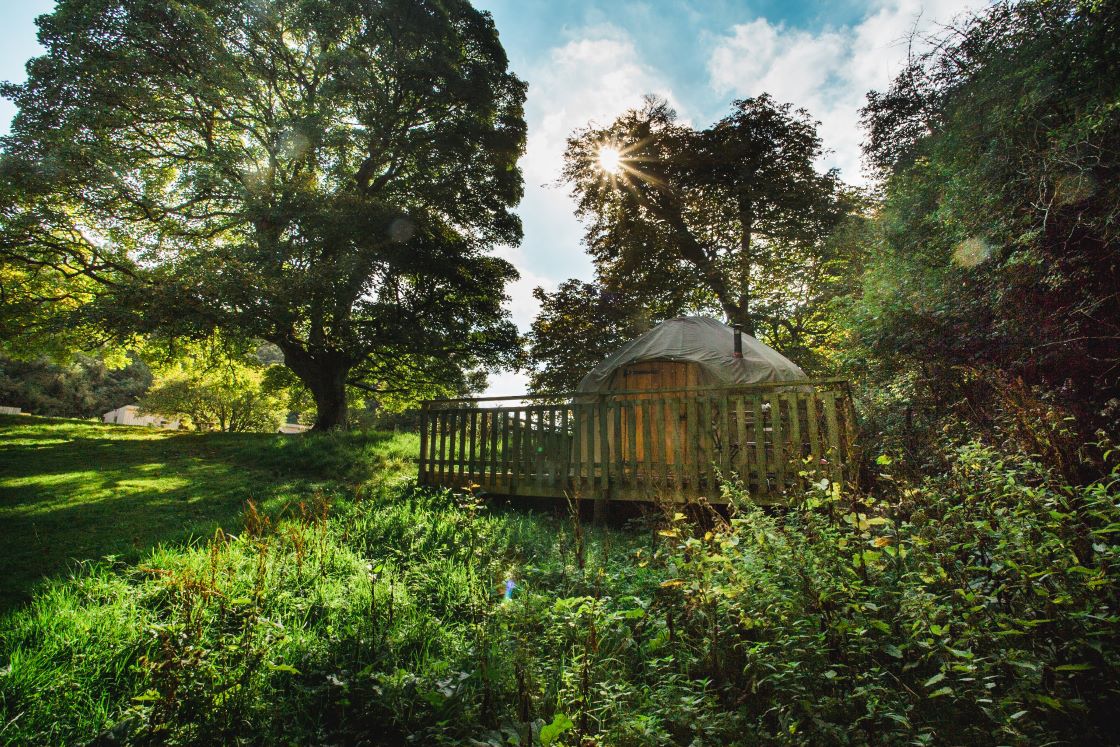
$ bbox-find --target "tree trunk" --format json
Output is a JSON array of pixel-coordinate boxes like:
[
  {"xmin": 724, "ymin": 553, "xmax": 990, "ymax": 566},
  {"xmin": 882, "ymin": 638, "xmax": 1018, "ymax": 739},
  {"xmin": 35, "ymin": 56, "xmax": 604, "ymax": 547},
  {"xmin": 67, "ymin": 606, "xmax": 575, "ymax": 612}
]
[
  {"xmin": 308, "ymin": 367, "xmax": 349, "ymax": 431},
  {"xmin": 277, "ymin": 342, "xmax": 351, "ymax": 431}
]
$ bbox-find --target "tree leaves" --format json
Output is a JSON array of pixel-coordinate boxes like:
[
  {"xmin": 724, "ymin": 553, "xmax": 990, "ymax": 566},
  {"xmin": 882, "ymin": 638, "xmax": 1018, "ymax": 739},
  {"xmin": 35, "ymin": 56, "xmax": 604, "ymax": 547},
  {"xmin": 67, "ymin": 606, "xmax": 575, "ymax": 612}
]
[{"xmin": 0, "ymin": 0, "xmax": 527, "ymax": 427}]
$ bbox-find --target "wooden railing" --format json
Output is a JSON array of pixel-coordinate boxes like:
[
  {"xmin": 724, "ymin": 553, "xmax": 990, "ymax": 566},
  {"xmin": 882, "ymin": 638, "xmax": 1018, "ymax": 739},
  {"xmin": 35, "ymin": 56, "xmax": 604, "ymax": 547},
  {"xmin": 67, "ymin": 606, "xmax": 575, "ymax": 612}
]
[{"xmin": 418, "ymin": 379, "xmax": 857, "ymax": 505}]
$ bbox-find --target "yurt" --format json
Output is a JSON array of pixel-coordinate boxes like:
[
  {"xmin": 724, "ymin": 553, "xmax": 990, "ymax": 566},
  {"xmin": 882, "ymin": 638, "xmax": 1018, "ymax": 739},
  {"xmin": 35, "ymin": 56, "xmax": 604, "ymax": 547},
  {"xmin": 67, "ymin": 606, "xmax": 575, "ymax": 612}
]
[
  {"xmin": 576, "ymin": 316, "xmax": 807, "ymax": 395},
  {"xmin": 418, "ymin": 317, "xmax": 855, "ymax": 505}
]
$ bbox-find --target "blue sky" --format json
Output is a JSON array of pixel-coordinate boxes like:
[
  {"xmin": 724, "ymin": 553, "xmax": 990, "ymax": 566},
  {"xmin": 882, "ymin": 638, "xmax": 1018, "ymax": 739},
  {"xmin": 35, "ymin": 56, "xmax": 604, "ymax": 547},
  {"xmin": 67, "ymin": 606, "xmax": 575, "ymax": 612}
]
[{"xmin": 0, "ymin": 0, "xmax": 987, "ymax": 395}]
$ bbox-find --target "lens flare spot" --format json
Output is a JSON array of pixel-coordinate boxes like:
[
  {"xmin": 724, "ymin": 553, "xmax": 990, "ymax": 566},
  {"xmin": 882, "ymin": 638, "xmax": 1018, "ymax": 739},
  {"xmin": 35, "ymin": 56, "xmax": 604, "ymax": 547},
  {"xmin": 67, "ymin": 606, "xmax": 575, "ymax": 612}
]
[{"xmin": 952, "ymin": 236, "xmax": 991, "ymax": 268}]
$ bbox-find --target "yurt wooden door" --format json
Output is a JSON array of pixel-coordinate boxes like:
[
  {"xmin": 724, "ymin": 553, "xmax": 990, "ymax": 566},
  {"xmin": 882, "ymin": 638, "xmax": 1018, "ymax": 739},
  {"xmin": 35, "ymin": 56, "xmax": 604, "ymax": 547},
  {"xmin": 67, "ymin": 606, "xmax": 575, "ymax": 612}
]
[{"xmin": 608, "ymin": 361, "xmax": 700, "ymax": 470}]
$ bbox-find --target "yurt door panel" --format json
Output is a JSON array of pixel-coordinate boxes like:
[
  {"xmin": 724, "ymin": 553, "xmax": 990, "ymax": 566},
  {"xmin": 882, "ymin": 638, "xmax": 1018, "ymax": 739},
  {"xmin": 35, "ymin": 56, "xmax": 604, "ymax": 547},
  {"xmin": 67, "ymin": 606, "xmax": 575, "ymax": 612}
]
[
  {"xmin": 608, "ymin": 361, "xmax": 700, "ymax": 472},
  {"xmin": 611, "ymin": 361, "xmax": 700, "ymax": 394}
]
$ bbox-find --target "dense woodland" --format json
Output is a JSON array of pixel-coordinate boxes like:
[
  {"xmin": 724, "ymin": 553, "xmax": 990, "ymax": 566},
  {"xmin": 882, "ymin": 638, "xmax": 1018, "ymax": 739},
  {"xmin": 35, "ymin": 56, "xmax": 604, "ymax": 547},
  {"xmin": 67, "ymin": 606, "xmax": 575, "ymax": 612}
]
[{"xmin": 0, "ymin": 0, "xmax": 1118, "ymax": 745}]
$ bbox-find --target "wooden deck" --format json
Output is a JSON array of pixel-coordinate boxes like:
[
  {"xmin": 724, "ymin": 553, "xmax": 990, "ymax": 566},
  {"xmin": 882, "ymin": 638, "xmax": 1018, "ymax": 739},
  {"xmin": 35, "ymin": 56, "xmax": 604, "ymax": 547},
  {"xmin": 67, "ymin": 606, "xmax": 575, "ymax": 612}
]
[{"xmin": 417, "ymin": 379, "xmax": 857, "ymax": 505}]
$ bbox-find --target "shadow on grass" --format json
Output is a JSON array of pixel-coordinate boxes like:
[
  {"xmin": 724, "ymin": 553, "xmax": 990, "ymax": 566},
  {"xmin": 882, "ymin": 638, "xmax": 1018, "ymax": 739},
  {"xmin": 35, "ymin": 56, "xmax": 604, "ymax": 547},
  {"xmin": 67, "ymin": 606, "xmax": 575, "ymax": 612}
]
[{"xmin": 0, "ymin": 416, "xmax": 414, "ymax": 611}]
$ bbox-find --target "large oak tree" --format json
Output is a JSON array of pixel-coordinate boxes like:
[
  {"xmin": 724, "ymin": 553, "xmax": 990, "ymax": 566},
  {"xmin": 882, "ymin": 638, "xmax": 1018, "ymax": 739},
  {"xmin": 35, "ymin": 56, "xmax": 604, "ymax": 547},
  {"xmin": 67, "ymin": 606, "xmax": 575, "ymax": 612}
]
[{"xmin": 0, "ymin": 0, "xmax": 526, "ymax": 429}]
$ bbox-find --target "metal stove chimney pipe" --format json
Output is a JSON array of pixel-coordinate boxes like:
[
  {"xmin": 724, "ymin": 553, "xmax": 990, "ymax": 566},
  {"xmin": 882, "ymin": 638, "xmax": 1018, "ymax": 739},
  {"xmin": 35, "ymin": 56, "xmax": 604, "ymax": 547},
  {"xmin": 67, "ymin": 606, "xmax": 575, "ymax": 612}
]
[{"xmin": 732, "ymin": 323, "xmax": 743, "ymax": 358}]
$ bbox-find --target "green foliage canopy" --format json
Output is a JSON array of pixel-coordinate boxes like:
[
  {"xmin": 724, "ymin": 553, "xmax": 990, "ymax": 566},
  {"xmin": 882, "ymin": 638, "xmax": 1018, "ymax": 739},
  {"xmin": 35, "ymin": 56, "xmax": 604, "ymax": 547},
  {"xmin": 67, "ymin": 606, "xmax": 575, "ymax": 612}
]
[
  {"xmin": 139, "ymin": 354, "xmax": 285, "ymax": 432},
  {"xmin": 851, "ymin": 0, "xmax": 1120, "ymax": 436},
  {"xmin": 561, "ymin": 95, "xmax": 859, "ymax": 343},
  {"xmin": 524, "ymin": 280, "xmax": 653, "ymax": 394},
  {"xmin": 0, "ymin": 0, "xmax": 527, "ymax": 429},
  {"xmin": 0, "ymin": 352, "xmax": 151, "ymax": 418}
]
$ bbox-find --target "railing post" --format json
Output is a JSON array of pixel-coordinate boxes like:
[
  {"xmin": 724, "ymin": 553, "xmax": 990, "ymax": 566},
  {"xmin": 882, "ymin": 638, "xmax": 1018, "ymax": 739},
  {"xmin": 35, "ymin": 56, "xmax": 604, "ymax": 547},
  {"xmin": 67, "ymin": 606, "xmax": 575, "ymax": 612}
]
[
  {"xmin": 595, "ymin": 394, "xmax": 610, "ymax": 522},
  {"xmin": 418, "ymin": 402, "xmax": 429, "ymax": 484}
]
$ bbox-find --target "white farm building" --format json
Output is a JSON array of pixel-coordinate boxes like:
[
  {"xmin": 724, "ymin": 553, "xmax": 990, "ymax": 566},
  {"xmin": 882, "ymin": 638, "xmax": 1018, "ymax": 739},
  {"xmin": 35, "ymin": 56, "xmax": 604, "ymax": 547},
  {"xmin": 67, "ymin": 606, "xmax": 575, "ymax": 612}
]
[{"xmin": 102, "ymin": 405, "xmax": 180, "ymax": 430}]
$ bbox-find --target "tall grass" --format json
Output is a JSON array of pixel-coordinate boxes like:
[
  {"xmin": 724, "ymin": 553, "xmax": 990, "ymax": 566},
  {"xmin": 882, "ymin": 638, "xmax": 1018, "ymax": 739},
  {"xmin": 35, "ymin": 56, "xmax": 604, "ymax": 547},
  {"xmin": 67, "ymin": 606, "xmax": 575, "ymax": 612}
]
[{"xmin": 0, "ymin": 469, "xmax": 647, "ymax": 745}]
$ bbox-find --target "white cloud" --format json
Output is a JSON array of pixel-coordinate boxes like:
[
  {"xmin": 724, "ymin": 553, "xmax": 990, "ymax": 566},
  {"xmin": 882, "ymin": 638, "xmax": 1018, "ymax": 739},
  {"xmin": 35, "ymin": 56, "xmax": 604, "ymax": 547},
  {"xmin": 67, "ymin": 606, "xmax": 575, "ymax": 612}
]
[
  {"xmin": 480, "ymin": 369, "xmax": 532, "ymax": 406},
  {"xmin": 707, "ymin": 0, "xmax": 990, "ymax": 183},
  {"xmin": 493, "ymin": 243, "xmax": 555, "ymax": 332},
  {"xmin": 484, "ymin": 25, "xmax": 679, "ymax": 397}
]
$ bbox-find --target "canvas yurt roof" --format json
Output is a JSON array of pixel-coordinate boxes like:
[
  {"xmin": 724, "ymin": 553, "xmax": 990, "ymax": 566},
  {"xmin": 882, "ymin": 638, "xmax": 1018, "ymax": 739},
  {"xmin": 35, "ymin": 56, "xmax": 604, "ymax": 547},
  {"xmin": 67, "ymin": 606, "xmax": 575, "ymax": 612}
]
[{"xmin": 576, "ymin": 316, "xmax": 807, "ymax": 394}]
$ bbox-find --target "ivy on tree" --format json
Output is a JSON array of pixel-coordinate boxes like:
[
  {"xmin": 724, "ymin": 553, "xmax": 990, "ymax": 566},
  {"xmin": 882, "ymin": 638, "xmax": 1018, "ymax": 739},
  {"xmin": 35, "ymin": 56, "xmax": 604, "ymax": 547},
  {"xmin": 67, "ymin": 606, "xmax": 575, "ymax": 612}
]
[{"xmin": 0, "ymin": 0, "xmax": 527, "ymax": 429}]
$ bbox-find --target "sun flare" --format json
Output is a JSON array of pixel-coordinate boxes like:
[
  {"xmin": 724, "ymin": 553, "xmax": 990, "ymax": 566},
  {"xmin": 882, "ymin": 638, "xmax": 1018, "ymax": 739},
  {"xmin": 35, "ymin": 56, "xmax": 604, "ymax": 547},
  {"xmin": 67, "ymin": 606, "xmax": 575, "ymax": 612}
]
[{"xmin": 597, "ymin": 145, "xmax": 623, "ymax": 175}]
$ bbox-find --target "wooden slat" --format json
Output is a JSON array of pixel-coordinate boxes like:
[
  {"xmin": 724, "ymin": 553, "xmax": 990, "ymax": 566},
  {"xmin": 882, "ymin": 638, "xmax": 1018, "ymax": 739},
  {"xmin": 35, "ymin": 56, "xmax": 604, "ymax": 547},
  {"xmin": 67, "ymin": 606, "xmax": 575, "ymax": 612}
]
[
  {"xmin": 467, "ymin": 410, "xmax": 478, "ymax": 482},
  {"xmin": 626, "ymin": 401, "xmax": 638, "ymax": 487},
  {"xmin": 612, "ymin": 400, "xmax": 623, "ymax": 491},
  {"xmin": 477, "ymin": 409, "xmax": 486, "ymax": 479},
  {"xmin": 821, "ymin": 390, "xmax": 841, "ymax": 485},
  {"xmin": 752, "ymin": 396, "xmax": 767, "ymax": 497},
  {"xmin": 489, "ymin": 411, "xmax": 500, "ymax": 481},
  {"xmin": 438, "ymin": 410, "xmax": 449, "ymax": 481},
  {"xmin": 422, "ymin": 410, "xmax": 432, "ymax": 481},
  {"xmin": 510, "ymin": 410, "xmax": 522, "ymax": 491},
  {"xmin": 458, "ymin": 410, "xmax": 469, "ymax": 479},
  {"xmin": 553, "ymin": 407, "xmax": 562, "ymax": 487},
  {"xmin": 559, "ymin": 407, "xmax": 570, "ymax": 489},
  {"xmin": 500, "ymin": 410, "xmax": 511, "ymax": 479},
  {"xmin": 735, "ymin": 396, "xmax": 748, "ymax": 487},
  {"xmin": 586, "ymin": 401, "xmax": 596, "ymax": 495},
  {"xmin": 545, "ymin": 406, "xmax": 555, "ymax": 486},
  {"xmin": 599, "ymin": 398, "xmax": 610, "ymax": 497},
  {"xmin": 805, "ymin": 392, "xmax": 821, "ymax": 465},
  {"xmin": 658, "ymin": 398, "xmax": 670, "ymax": 488},
  {"xmin": 571, "ymin": 404, "xmax": 583, "ymax": 484},
  {"xmin": 545, "ymin": 407, "xmax": 556, "ymax": 487},
  {"xmin": 669, "ymin": 397, "xmax": 683, "ymax": 490},
  {"xmin": 769, "ymin": 393, "xmax": 785, "ymax": 494},
  {"xmin": 786, "ymin": 393, "xmax": 802, "ymax": 489},
  {"xmin": 431, "ymin": 410, "xmax": 440, "ymax": 477},
  {"xmin": 418, "ymin": 406, "xmax": 429, "ymax": 482},
  {"xmin": 444, "ymin": 410, "xmax": 454, "ymax": 478},
  {"xmin": 641, "ymin": 399, "xmax": 654, "ymax": 490},
  {"xmin": 529, "ymin": 408, "xmax": 540, "ymax": 488},
  {"xmin": 720, "ymin": 393, "xmax": 731, "ymax": 482},
  {"xmin": 686, "ymin": 397, "xmax": 699, "ymax": 489},
  {"xmin": 446, "ymin": 410, "xmax": 456, "ymax": 478},
  {"xmin": 528, "ymin": 408, "xmax": 540, "ymax": 487},
  {"xmin": 704, "ymin": 396, "xmax": 718, "ymax": 492}
]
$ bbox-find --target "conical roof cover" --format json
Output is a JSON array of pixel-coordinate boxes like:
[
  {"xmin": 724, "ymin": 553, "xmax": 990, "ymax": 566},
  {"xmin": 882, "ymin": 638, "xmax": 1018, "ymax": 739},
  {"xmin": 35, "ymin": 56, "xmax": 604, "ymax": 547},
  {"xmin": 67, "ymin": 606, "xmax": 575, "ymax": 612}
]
[{"xmin": 576, "ymin": 316, "xmax": 806, "ymax": 394}]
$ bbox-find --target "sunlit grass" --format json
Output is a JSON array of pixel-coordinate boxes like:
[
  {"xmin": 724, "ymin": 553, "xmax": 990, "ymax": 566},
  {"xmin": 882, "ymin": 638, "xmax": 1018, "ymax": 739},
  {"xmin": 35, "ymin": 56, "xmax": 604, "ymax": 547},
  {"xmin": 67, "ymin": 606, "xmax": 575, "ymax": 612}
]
[
  {"xmin": 0, "ymin": 414, "xmax": 418, "ymax": 609},
  {"xmin": 0, "ymin": 417, "xmax": 638, "ymax": 745}
]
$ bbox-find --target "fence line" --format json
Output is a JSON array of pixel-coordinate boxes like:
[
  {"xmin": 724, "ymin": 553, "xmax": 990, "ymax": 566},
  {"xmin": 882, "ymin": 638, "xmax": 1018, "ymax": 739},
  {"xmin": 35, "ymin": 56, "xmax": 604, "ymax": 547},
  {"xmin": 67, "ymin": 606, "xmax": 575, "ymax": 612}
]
[{"xmin": 418, "ymin": 381, "xmax": 856, "ymax": 504}]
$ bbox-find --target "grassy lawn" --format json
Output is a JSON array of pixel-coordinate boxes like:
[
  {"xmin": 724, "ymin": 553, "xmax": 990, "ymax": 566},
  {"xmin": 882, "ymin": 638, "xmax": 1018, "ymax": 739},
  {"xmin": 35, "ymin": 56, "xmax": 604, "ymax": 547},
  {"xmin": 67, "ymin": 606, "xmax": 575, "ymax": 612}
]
[{"xmin": 0, "ymin": 414, "xmax": 417, "ymax": 610}]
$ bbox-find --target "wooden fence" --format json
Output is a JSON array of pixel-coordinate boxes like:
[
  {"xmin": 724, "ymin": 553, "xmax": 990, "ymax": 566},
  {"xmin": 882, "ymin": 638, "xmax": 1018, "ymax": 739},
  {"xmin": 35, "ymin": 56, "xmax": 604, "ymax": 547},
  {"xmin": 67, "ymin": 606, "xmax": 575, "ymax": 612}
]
[{"xmin": 418, "ymin": 379, "xmax": 857, "ymax": 505}]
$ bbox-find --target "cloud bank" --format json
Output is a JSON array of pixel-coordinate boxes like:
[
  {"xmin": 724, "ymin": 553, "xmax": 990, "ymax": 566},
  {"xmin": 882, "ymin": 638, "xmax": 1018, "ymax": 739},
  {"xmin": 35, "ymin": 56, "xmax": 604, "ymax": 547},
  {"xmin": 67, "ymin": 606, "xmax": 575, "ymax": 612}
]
[
  {"xmin": 707, "ymin": 0, "xmax": 989, "ymax": 183},
  {"xmin": 485, "ymin": 26, "xmax": 678, "ymax": 396}
]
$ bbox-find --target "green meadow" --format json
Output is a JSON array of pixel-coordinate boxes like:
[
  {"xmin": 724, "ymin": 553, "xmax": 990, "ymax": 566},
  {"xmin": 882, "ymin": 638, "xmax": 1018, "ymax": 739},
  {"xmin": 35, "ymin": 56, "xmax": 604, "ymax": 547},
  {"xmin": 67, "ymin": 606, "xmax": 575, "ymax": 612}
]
[{"xmin": 0, "ymin": 414, "xmax": 417, "ymax": 610}]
